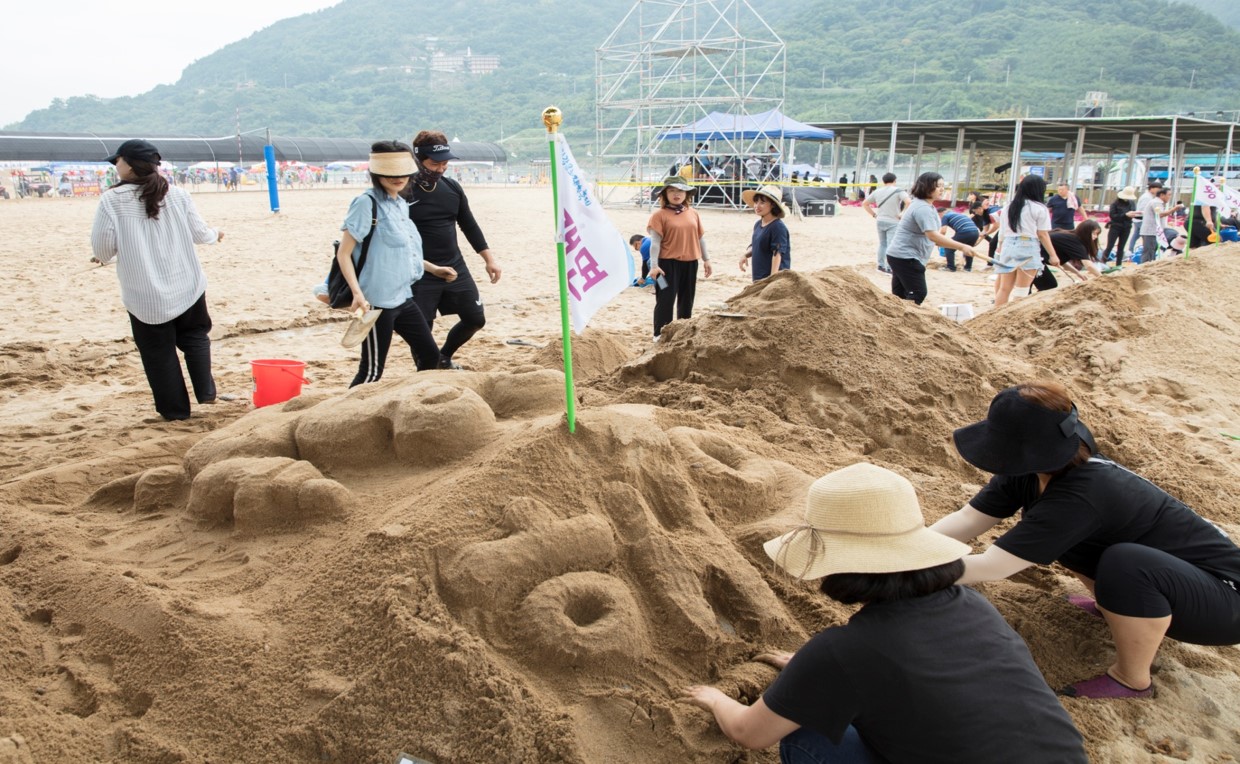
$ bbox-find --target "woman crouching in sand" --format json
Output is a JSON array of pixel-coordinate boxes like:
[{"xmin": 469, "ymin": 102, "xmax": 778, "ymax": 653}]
[
  {"xmin": 932, "ymin": 381, "xmax": 1240, "ymax": 698},
  {"xmin": 682, "ymin": 463, "xmax": 1086, "ymax": 763}
]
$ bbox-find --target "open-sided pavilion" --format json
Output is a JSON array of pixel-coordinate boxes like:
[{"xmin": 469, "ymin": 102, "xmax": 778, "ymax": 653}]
[{"xmin": 811, "ymin": 115, "xmax": 1239, "ymax": 203}]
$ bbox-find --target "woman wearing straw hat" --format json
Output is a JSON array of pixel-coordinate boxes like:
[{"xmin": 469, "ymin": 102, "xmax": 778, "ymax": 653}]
[
  {"xmin": 1104, "ymin": 186, "xmax": 1139, "ymax": 266},
  {"xmin": 335, "ymin": 140, "xmax": 457, "ymax": 387},
  {"xmin": 933, "ymin": 381, "xmax": 1240, "ymax": 699},
  {"xmin": 739, "ymin": 185, "xmax": 791, "ymax": 281},
  {"xmin": 91, "ymin": 139, "xmax": 224, "ymax": 421},
  {"xmin": 682, "ymin": 463, "xmax": 1087, "ymax": 763},
  {"xmin": 647, "ymin": 176, "xmax": 712, "ymax": 339}
]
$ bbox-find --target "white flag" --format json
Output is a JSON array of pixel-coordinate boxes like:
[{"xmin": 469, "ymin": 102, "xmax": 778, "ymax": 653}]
[
  {"xmin": 1193, "ymin": 177, "xmax": 1225, "ymax": 208},
  {"xmin": 554, "ymin": 133, "xmax": 633, "ymax": 333},
  {"xmin": 1219, "ymin": 183, "xmax": 1240, "ymax": 212}
]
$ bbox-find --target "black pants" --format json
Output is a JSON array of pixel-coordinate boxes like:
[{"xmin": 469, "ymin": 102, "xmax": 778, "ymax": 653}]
[
  {"xmin": 1189, "ymin": 225, "xmax": 1213, "ymax": 250},
  {"xmin": 1094, "ymin": 543, "xmax": 1240, "ymax": 645},
  {"xmin": 129, "ymin": 292, "xmax": 216, "ymax": 421},
  {"xmin": 412, "ymin": 267, "xmax": 486, "ymax": 361},
  {"xmin": 1105, "ymin": 225, "xmax": 1132, "ymax": 265},
  {"xmin": 945, "ymin": 231, "xmax": 979, "ymax": 271},
  {"xmin": 351, "ymin": 297, "xmax": 440, "ymax": 387},
  {"xmin": 653, "ymin": 258, "xmax": 699, "ymax": 337},
  {"xmin": 887, "ymin": 257, "xmax": 927, "ymax": 305}
]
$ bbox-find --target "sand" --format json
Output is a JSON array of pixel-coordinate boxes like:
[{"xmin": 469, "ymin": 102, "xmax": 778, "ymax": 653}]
[{"xmin": 1, "ymin": 187, "xmax": 1239, "ymax": 763}]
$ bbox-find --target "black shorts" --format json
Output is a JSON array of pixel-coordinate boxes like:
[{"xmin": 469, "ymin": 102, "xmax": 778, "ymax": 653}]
[{"xmin": 413, "ymin": 266, "xmax": 480, "ymax": 318}]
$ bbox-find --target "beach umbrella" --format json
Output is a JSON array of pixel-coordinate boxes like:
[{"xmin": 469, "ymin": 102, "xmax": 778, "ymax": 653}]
[{"xmin": 325, "ymin": 161, "xmax": 352, "ymax": 171}]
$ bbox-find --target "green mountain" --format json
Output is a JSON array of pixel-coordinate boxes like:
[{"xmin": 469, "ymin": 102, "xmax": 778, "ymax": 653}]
[
  {"xmin": 10, "ymin": 0, "xmax": 1240, "ymax": 152},
  {"xmin": 1177, "ymin": 0, "xmax": 1240, "ymax": 29}
]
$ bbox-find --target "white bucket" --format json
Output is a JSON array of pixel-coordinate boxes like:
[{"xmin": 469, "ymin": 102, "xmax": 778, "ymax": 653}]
[{"xmin": 939, "ymin": 303, "xmax": 975, "ymax": 322}]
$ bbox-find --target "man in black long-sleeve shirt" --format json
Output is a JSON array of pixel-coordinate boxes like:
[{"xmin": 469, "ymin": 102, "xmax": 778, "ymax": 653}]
[{"xmin": 405, "ymin": 135, "xmax": 502, "ymax": 369}]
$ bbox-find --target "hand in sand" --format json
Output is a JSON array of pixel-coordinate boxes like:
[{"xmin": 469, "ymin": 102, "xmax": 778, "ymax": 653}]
[
  {"xmin": 755, "ymin": 651, "xmax": 795, "ymax": 670},
  {"xmin": 680, "ymin": 685, "xmax": 729, "ymax": 712}
]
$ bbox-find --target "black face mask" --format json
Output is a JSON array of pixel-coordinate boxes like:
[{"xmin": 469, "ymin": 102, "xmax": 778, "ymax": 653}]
[{"xmin": 416, "ymin": 165, "xmax": 444, "ymax": 186}]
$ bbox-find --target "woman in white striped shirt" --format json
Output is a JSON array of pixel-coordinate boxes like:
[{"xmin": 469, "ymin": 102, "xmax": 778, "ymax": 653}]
[{"xmin": 91, "ymin": 139, "xmax": 224, "ymax": 421}]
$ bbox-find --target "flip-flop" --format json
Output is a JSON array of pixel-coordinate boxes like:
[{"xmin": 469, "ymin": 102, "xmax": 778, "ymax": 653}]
[
  {"xmin": 1066, "ymin": 594, "xmax": 1103, "ymax": 619},
  {"xmin": 505, "ymin": 338, "xmax": 543, "ymax": 348},
  {"xmin": 341, "ymin": 308, "xmax": 383, "ymax": 348},
  {"xmin": 1059, "ymin": 673, "xmax": 1153, "ymax": 699}
]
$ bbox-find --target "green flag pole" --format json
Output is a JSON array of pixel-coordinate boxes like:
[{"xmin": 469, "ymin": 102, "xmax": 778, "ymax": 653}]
[
  {"xmin": 1184, "ymin": 166, "xmax": 1200, "ymax": 261},
  {"xmin": 543, "ymin": 105, "xmax": 577, "ymax": 434}
]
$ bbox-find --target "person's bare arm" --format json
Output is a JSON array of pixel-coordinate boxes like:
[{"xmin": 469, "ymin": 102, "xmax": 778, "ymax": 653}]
[
  {"xmin": 680, "ymin": 688, "xmax": 799, "ymax": 750},
  {"xmin": 929, "ymin": 505, "xmax": 1001, "ymax": 542},
  {"xmin": 958, "ymin": 546, "xmax": 1035, "ymax": 584}
]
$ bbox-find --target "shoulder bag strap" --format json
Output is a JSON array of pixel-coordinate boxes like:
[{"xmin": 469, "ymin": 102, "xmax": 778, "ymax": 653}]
[{"xmin": 354, "ymin": 195, "xmax": 378, "ymax": 276}]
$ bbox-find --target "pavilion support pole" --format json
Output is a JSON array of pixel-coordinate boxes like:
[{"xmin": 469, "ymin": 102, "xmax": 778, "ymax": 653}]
[
  {"xmin": 1072, "ymin": 126, "xmax": 1087, "ymax": 204},
  {"xmin": 1061, "ymin": 142, "xmax": 1072, "ymax": 186},
  {"xmin": 830, "ymin": 136, "xmax": 840, "ymax": 187},
  {"xmin": 1168, "ymin": 118, "xmax": 1178, "ymax": 198},
  {"xmin": 966, "ymin": 141, "xmax": 977, "ymax": 197},
  {"xmin": 913, "ymin": 134, "xmax": 925, "ymax": 177},
  {"xmin": 1225, "ymin": 123, "xmax": 1235, "ymax": 182},
  {"xmin": 1006, "ymin": 119, "xmax": 1024, "ymax": 202},
  {"xmin": 948, "ymin": 127, "xmax": 965, "ymax": 205},
  {"xmin": 1125, "ymin": 132, "xmax": 1140, "ymax": 189},
  {"xmin": 1175, "ymin": 140, "xmax": 1187, "ymax": 203},
  {"xmin": 1102, "ymin": 150, "xmax": 1114, "ymax": 199},
  {"xmin": 852, "ymin": 129, "xmax": 866, "ymax": 196},
  {"xmin": 887, "ymin": 122, "xmax": 898, "ymax": 173}
]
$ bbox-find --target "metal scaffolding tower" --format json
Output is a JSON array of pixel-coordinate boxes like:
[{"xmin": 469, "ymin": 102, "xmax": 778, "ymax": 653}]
[{"xmin": 594, "ymin": 0, "xmax": 786, "ymax": 207}]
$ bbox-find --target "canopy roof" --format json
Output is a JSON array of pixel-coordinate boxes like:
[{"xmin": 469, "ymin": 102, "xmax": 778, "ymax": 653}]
[
  {"xmin": 813, "ymin": 115, "xmax": 1237, "ymax": 155},
  {"xmin": 659, "ymin": 109, "xmax": 834, "ymax": 142},
  {"xmin": 0, "ymin": 131, "xmax": 507, "ymax": 164}
]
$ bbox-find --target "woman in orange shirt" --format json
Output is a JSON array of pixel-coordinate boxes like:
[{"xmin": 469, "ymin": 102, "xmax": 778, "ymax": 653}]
[{"xmin": 647, "ymin": 176, "xmax": 712, "ymax": 339}]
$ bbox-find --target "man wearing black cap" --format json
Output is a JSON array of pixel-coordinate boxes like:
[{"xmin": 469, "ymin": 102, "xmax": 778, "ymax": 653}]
[{"xmin": 405, "ymin": 130, "xmax": 501, "ymax": 369}]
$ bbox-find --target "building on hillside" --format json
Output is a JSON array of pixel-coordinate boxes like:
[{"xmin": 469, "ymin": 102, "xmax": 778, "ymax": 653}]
[{"xmin": 430, "ymin": 48, "xmax": 499, "ymax": 75}]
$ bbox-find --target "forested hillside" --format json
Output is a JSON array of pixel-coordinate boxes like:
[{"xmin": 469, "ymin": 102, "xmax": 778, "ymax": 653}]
[
  {"xmin": 1178, "ymin": 0, "xmax": 1240, "ymax": 29},
  {"xmin": 10, "ymin": 0, "xmax": 1240, "ymax": 151}
]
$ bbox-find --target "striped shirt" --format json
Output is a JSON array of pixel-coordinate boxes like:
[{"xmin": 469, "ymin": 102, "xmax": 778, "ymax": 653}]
[{"xmin": 91, "ymin": 184, "xmax": 218, "ymax": 324}]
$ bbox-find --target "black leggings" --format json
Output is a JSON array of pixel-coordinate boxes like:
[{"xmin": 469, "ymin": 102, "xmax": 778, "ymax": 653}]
[
  {"xmin": 412, "ymin": 270, "xmax": 486, "ymax": 361},
  {"xmin": 653, "ymin": 258, "xmax": 699, "ymax": 337},
  {"xmin": 350, "ymin": 297, "xmax": 440, "ymax": 386},
  {"xmin": 887, "ymin": 256, "xmax": 927, "ymax": 305},
  {"xmin": 1105, "ymin": 225, "xmax": 1131, "ymax": 266},
  {"xmin": 1094, "ymin": 543, "xmax": 1240, "ymax": 645}
]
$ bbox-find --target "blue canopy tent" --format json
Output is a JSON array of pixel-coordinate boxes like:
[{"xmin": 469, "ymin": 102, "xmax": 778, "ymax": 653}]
[{"xmin": 657, "ymin": 109, "xmax": 834, "ymax": 142}]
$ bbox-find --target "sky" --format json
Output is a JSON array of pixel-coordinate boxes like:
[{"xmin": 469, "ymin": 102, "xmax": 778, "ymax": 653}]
[{"xmin": 0, "ymin": 0, "xmax": 341, "ymax": 127}]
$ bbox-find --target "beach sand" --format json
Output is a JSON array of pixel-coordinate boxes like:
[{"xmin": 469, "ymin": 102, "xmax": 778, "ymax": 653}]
[{"xmin": 1, "ymin": 187, "xmax": 1238, "ymax": 762}]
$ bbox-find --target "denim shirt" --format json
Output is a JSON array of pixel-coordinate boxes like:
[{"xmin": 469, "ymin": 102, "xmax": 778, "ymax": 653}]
[{"xmin": 341, "ymin": 189, "xmax": 424, "ymax": 309}]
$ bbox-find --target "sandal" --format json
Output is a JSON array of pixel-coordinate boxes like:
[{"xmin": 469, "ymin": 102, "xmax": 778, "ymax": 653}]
[
  {"xmin": 1059, "ymin": 673, "xmax": 1153, "ymax": 699},
  {"xmin": 1066, "ymin": 594, "xmax": 1103, "ymax": 619}
]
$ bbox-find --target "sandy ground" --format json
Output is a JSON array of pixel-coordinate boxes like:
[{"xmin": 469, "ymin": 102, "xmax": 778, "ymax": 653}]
[{"xmin": 0, "ymin": 186, "xmax": 1238, "ymax": 763}]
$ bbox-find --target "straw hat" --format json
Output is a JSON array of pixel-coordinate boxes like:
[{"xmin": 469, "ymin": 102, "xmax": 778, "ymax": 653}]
[
  {"xmin": 763, "ymin": 463, "xmax": 971, "ymax": 580},
  {"xmin": 741, "ymin": 184, "xmax": 790, "ymax": 218},
  {"xmin": 953, "ymin": 387, "xmax": 1097, "ymax": 475},
  {"xmin": 340, "ymin": 308, "xmax": 383, "ymax": 348},
  {"xmin": 1117, "ymin": 186, "xmax": 1138, "ymax": 201},
  {"xmin": 369, "ymin": 150, "xmax": 415, "ymax": 177}
]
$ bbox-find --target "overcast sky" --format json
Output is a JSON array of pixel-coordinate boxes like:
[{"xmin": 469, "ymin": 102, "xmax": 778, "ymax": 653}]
[{"xmin": 1, "ymin": 0, "xmax": 340, "ymax": 127}]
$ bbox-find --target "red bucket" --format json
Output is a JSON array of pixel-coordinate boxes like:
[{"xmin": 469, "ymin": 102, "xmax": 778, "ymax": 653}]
[{"xmin": 251, "ymin": 359, "xmax": 308, "ymax": 407}]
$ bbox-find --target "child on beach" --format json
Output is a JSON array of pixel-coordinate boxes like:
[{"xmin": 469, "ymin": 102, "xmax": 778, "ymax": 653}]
[{"xmin": 738, "ymin": 185, "xmax": 790, "ymax": 281}]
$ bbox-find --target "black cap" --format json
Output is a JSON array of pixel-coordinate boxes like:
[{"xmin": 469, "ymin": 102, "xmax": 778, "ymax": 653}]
[
  {"xmin": 105, "ymin": 139, "xmax": 161, "ymax": 165},
  {"xmin": 953, "ymin": 387, "xmax": 1097, "ymax": 475},
  {"xmin": 414, "ymin": 143, "xmax": 459, "ymax": 162}
]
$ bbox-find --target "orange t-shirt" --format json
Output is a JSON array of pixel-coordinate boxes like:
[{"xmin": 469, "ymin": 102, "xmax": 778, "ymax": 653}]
[{"xmin": 646, "ymin": 206, "xmax": 704, "ymax": 261}]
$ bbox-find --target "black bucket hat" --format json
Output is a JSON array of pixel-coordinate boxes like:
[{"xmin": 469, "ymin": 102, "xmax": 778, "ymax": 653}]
[{"xmin": 953, "ymin": 387, "xmax": 1097, "ymax": 475}]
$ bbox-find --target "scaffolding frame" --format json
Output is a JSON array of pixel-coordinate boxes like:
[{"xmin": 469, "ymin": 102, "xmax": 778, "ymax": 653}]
[{"xmin": 594, "ymin": 0, "xmax": 786, "ymax": 208}]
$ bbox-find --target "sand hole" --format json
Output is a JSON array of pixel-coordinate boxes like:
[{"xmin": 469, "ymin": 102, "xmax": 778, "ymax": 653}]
[
  {"xmin": 517, "ymin": 572, "xmax": 646, "ymax": 667},
  {"xmin": 25, "ymin": 608, "xmax": 53, "ymax": 625},
  {"xmin": 564, "ymin": 591, "xmax": 609, "ymax": 627},
  {"xmin": 0, "ymin": 544, "xmax": 20, "ymax": 565}
]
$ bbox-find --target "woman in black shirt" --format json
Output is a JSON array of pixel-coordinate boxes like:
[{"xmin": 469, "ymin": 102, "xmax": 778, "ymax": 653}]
[
  {"xmin": 933, "ymin": 381, "xmax": 1240, "ymax": 698},
  {"xmin": 404, "ymin": 130, "xmax": 502, "ymax": 369},
  {"xmin": 1105, "ymin": 187, "xmax": 1138, "ymax": 266}
]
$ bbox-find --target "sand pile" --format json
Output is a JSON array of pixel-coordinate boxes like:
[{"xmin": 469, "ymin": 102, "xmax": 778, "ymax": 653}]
[{"xmin": 3, "ymin": 188, "xmax": 1240, "ymax": 762}]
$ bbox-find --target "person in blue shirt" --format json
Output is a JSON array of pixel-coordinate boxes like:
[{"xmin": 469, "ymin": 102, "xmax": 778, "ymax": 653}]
[
  {"xmin": 629, "ymin": 233, "xmax": 652, "ymax": 286},
  {"xmin": 940, "ymin": 208, "xmax": 981, "ymax": 272},
  {"xmin": 739, "ymin": 185, "xmax": 791, "ymax": 281},
  {"xmin": 335, "ymin": 141, "xmax": 458, "ymax": 386}
]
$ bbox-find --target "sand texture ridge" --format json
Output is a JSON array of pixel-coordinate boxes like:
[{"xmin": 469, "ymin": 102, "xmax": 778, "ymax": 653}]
[{"xmin": 1, "ymin": 188, "xmax": 1239, "ymax": 763}]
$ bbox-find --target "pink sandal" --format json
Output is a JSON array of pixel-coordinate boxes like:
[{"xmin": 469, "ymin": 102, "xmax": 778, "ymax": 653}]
[
  {"xmin": 1060, "ymin": 673, "xmax": 1153, "ymax": 699},
  {"xmin": 1066, "ymin": 594, "xmax": 1103, "ymax": 619}
]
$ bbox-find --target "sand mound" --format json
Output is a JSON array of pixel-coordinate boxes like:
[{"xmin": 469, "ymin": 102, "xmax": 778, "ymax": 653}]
[
  {"xmin": 533, "ymin": 329, "xmax": 635, "ymax": 380},
  {"xmin": 3, "ymin": 255, "xmax": 1240, "ymax": 762}
]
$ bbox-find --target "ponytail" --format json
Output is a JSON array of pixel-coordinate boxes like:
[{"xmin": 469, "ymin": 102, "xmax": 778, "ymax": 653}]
[{"xmin": 121, "ymin": 158, "xmax": 169, "ymax": 219}]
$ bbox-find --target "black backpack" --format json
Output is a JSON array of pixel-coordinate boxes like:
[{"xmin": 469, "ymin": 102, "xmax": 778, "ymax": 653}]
[{"xmin": 326, "ymin": 195, "xmax": 378, "ymax": 309}]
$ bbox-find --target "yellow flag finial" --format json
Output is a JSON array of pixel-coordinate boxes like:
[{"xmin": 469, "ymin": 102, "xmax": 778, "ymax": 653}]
[{"xmin": 543, "ymin": 106, "xmax": 563, "ymax": 134}]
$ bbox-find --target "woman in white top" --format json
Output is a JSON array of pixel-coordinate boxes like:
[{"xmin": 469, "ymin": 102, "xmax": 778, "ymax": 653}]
[
  {"xmin": 91, "ymin": 139, "xmax": 223, "ymax": 421},
  {"xmin": 994, "ymin": 175, "xmax": 1059, "ymax": 307}
]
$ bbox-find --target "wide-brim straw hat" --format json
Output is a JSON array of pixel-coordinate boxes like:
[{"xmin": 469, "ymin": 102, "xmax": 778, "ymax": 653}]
[
  {"xmin": 741, "ymin": 185, "xmax": 790, "ymax": 218},
  {"xmin": 953, "ymin": 387, "xmax": 1097, "ymax": 475},
  {"xmin": 340, "ymin": 308, "xmax": 383, "ymax": 348},
  {"xmin": 764, "ymin": 463, "xmax": 971, "ymax": 580},
  {"xmin": 1117, "ymin": 186, "xmax": 1138, "ymax": 201},
  {"xmin": 658, "ymin": 176, "xmax": 695, "ymax": 193},
  {"xmin": 369, "ymin": 151, "xmax": 416, "ymax": 177}
]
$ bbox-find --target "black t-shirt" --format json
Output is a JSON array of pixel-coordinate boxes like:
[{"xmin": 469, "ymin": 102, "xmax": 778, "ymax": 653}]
[
  {"xmin": 1046, "ymin": 195, "xmax": 1075, "ymax": 230},
  {"xmin": 762, "ymin": 587, "xmax": 1086, "ymax": 764},
  {"xmin": 406, "ymin": 177, "xmax": 489, "ymax": 271},
  {"xmin": 1043, "ymin": 231, "xmax": 1088, "ymax": 265},
  {"xmin": 1108, "ymin": 199, "xmax": 1134, "ymax": 229},
  {"xmin": 971, "ymin": 456, "xmax": 1240, "ymax": 584}
]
